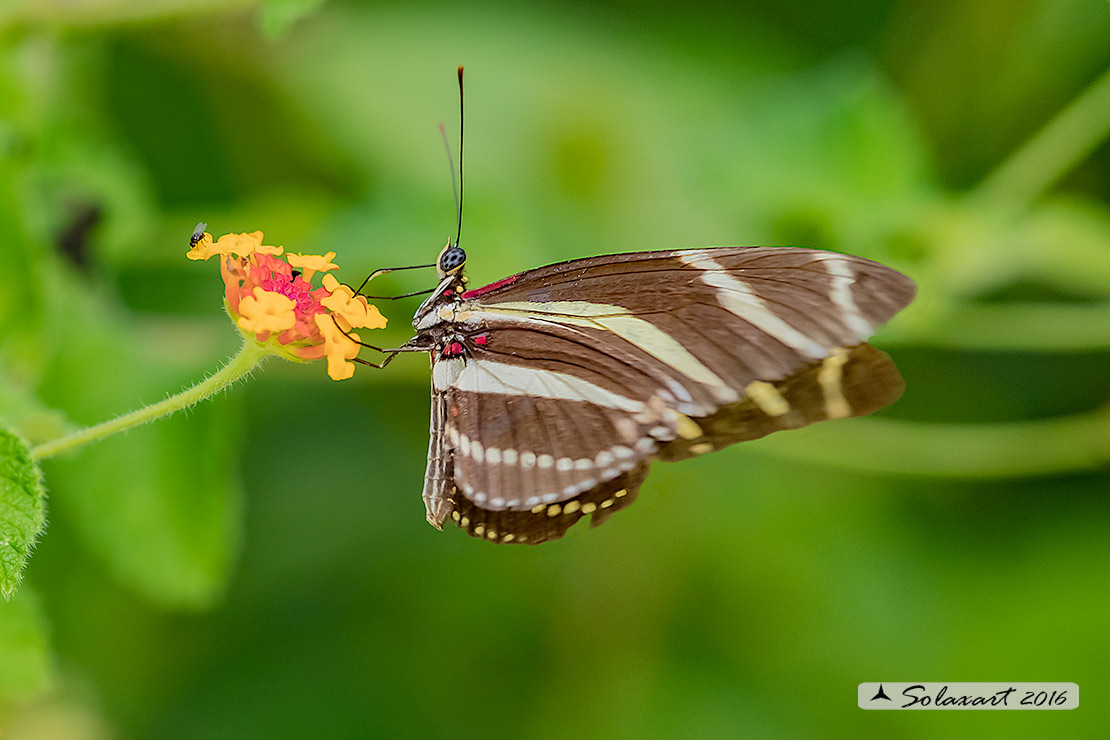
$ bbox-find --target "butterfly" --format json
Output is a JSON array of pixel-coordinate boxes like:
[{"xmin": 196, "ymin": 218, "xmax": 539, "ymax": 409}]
[{"xmin": 379, "ymin": 241, "xmax": 915, "ymax": 544}]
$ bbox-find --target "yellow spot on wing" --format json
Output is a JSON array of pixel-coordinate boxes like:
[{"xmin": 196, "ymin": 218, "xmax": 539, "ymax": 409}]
[
  {"xmin": 675, "ymin": 415, "xmax": 704, "ymax": 440},
  {"xmin": 817, "ymin": 346, "xmax": 851, "ymax": 419},
  {"xmin": 745, "ymin": 380, "xmax": 791, "ymax": 417}
]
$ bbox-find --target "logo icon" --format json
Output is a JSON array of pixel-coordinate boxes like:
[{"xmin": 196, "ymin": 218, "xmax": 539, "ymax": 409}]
[{"xmin": 870, "ymin": 684, "xmax": 892, "ymax": 702}]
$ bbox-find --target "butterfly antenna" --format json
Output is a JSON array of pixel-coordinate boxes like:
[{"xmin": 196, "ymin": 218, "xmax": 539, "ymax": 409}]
[
  {"xmin": 352, "ymin": 263, "xmax": 435, "ymax": 298},
  {"xmin": 456, "ymin": 65, "xmax": 464, "ymax": 249}
]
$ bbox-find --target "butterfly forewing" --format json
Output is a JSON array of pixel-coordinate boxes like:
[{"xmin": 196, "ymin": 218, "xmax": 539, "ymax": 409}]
[{"xmin": 411, "ymin": 246, "xmax": 916, "ymax": 544}]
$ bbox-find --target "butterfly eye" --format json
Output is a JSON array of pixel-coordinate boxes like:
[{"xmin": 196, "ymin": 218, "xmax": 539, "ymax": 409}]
[{"xmin": 438, "ymin": 245, "xmax": 467, "ymax": 276}]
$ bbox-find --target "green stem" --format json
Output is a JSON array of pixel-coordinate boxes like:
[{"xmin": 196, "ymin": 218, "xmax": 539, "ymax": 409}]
[
  {"xmin": 971, "ymin": 63, "xmax": 1110, "ymax": 210},
  {"xmin": 30, "ymin": 341, "xmax": 269, "ymax": 461}
]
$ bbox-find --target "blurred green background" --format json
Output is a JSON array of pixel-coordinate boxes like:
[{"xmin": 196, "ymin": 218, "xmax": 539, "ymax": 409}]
[{"xmin": 2, "ymin": 0, "xmax": 1109, "ymax": 737}]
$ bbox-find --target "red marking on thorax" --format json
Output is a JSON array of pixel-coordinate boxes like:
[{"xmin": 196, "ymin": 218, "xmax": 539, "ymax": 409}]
[
  {"xmin": 460, "ymin": 273, "xmax": 521, "ymax": 300},
  {"xmin": 473, "ymin": 333, "xmax": 489, "ymax": 345},
  {"xmin": 441, "ymin": 341, "xmax": 466, "ymax": 358}
]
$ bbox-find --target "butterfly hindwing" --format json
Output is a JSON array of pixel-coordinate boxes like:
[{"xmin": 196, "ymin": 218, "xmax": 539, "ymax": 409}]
[
  {"xmin": 450, "ymin": 464, "xmax": 649, "ymax": 545},
  {"xmin": 655, "ymin": 342, "xmax": 906, "ymax": 462}
]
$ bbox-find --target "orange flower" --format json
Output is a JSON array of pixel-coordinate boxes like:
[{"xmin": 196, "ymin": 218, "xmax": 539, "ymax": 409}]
[{"xmin": 188, "ymin": 228, "xmax": 386, "ymax": 380}]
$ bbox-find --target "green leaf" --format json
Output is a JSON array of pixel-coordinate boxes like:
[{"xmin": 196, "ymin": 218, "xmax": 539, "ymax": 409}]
[
  {"xmin": 0, "ymin": 584, "xmax": 52, "ymax": 701},
  {"xmin": 0, "ymin": 427, "xmax": 47, "ymax": 600}
]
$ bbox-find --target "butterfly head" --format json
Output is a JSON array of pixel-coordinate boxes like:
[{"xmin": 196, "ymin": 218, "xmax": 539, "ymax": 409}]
[{"xmin": 436, "ymin": 241, "xmax": 467, "ymax": 280}]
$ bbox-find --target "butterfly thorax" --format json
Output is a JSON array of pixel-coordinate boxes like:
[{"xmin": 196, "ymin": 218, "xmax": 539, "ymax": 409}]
[{"xmin": 409, "ymin": 287, "xmax": 494, "ymax": 361}]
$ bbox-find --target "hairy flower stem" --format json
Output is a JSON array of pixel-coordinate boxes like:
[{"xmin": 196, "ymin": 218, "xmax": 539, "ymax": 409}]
[{"xmin": 30, "ymin": 341, "xmax": 269, "ymax": 461}]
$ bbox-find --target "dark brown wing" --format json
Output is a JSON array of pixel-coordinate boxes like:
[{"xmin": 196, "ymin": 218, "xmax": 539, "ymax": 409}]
[
  {"xmin": 436, "ymin": 331, "xmax": 680, "ymax": 514},
  {"xmin": 450, "ymin": 465, "xmax": 649, "ymax": 545},
  {"xmin": 462, "ymin": 247, "xmax": 915, "ymax": 394},
  {"xmin": 654, "ymin": 343, "xmax": 906, "ymax": 461},
  {"xmin": 463, "ymin": 246, "xmax": 913, "ymax": 328}
]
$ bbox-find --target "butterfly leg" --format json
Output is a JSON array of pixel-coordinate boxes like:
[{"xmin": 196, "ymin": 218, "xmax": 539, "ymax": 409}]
[{"xmin": 351, "ymin": 351, "xmax": 400, "ymax": 370}]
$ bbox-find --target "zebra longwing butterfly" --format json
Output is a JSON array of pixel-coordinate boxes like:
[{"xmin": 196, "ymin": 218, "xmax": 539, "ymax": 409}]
[{"xmin": 382, "ymin": 241, "xmax": 915, "ymax": 544}]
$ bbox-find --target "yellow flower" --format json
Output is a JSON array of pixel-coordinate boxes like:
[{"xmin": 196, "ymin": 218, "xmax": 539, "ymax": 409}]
[
  {"xmin": 237, "ymin": 287, "xmax": 297, "ymax": 335},
  {"xmin": 314, "ymin": 313, "xmax": 362, "ymax": 381},
  {"xmin": 287, "ymin": 251, "xmax": 339, "ymax": 283},
  {"xmin": 186, "ymin": 232, "xmax": 221, "ymax": 261},
  {"xmin": 321, "ymin": 274, "xmax": 387, "ymax": 331},
  {"xmin": 188, "ymin": 228, "xmax": 387, "ymax": 380},
  {"xmin": 188, "ymin": 230, "xmax": 282, "ymax": 261}
]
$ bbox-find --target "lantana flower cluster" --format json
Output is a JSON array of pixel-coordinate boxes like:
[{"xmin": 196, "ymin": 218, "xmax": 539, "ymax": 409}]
[{"xmin": 188, "ymin": 229, "xmax": 386, "ymax": 380}]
